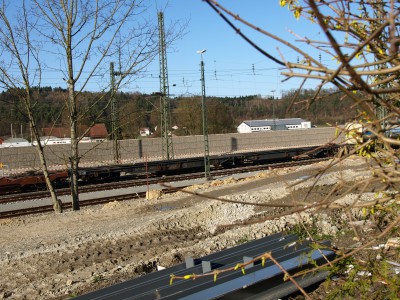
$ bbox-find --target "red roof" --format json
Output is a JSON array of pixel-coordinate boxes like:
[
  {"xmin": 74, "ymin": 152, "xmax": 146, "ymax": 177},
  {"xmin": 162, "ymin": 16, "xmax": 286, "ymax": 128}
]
[
  {"xmin": 42, "ymin": 124, "xmax": 108, "ymax": 139},
  {"xmin": 90, "ymin": 124, "xmax": 108, "ymax": 138}
]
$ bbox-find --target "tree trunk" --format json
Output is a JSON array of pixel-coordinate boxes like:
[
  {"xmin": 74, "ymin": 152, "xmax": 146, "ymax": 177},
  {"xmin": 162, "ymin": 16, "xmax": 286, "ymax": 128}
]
[
  {"xmin": 69, "ymin": 81, "xmax": 80, "ymax": 211},
  {"xmin": 28, "ymin": 108, "xmax": 63, "ymax": 213},
  {"xmin": 38, "ymin": 149, "xmax": 63, "ymax": 213}
]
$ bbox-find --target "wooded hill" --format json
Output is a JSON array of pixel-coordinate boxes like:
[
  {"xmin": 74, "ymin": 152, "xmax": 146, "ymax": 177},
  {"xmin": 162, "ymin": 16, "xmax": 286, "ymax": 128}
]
[{"xmin": 0, "ymin": 87, "xmax": 358, "ymax": 140}]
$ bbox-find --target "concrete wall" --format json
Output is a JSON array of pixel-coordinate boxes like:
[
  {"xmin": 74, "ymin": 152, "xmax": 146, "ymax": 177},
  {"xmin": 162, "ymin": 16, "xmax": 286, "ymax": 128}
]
[{"xmin": 0, "ymin": 127, "xmax": 341, "ymax": 171}]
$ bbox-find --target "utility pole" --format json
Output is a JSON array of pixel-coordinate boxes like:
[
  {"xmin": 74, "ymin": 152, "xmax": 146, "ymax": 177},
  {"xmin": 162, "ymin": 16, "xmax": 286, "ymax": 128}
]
[
  {"xmin": 158, "ymin": 12, "xmax": 174, "ymax": 160},
  {"xmin": 198, "ymin": 49, "xmax": 210, "ymax": 180},
  {"xmin": 110, "ymin": 62, "xmax": 121, "ymax": 161}
]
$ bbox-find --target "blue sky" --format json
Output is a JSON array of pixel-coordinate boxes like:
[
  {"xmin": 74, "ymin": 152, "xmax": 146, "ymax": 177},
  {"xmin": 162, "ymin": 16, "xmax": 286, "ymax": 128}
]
[
  {"xmin": 133, "ymin": 0, "xmax": 329, "ymax": 98},
  {"xmin": 3, "ymin": 1, "xmax": 333, "ymax": 98}
]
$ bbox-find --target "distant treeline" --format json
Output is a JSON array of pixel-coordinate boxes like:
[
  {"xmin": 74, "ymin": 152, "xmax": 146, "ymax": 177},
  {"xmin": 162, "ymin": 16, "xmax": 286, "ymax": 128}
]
[{"xmin": 0, "ymin": 86, "xmax": 358, "ymax": 139}]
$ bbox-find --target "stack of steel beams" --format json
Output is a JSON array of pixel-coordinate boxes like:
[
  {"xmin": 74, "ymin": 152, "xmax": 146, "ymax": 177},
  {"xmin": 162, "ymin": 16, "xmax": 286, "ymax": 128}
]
[{"xmin": 76, "ymin": 232, "xmax": 335, "ymax": 300}]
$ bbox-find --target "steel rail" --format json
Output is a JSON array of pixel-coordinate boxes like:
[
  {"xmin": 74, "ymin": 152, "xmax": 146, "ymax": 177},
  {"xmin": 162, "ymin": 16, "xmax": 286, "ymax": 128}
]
[
  {"xmin": 0, "ymin": 157, "xmax": 329, "ymax": 205},
  {"xmin": 74, "ymin": 232, "xmax": 335, "ymax": 299},
  {"xmin": 0, "ymin": 186, "xmax": 184, "ymax": 219},
  {"xmin": 0, "ymin": 157, "xmax": 329, "ymax": 219}
]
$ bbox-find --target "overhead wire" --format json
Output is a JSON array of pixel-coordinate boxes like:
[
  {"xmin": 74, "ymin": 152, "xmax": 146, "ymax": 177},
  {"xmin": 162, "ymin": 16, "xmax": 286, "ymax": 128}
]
[{"xmin": 203, "ymin": 0, "xmax": 285, "ymax": 66}]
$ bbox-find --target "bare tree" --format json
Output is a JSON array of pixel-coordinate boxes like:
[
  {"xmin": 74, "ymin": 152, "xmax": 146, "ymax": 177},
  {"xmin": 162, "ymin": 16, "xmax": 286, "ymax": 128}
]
[
  {"xmin": 31, "ymin": 0, "xmax": 165, "ymax": 210},
  {"xmin": 188, "ymin": 0, "xmax": 400, "ymax": 297},
  {"xmin": 0, "ymin": 0, "xmax": 63, "ymax": 212}
]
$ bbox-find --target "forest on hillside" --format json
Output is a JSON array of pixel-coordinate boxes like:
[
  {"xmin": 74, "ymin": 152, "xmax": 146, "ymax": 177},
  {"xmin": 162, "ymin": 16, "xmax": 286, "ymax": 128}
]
[{"xmin": 0, "ymin": 86, "xmax": 358, "ymax": 140}]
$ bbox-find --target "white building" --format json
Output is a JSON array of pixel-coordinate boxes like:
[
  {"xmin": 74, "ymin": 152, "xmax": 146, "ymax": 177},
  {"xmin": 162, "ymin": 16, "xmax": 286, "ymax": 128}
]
[
  {"xmin": 237, "ymin": 118, "xmax": 311, "ymax": 133},
  {"xmin": 0, "ymin": 138, "xmax": 32, "ymax": 148},
  {"xmin": 139, "ymin": 128, "xmax": 151, "ymax": 137}
]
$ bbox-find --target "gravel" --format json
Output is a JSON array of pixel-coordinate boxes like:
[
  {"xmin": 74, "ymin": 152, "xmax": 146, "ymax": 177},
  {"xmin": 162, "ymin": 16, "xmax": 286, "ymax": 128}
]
[{"xmin": 0, "ymin": 157, "xmax": 370, "ymax": 299}]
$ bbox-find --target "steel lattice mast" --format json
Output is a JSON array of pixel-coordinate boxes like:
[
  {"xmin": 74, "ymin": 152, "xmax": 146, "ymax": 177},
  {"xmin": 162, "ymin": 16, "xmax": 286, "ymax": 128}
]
[{"xmin": 158, "ymin": 12, "xmax": 174, "ymax": 160}]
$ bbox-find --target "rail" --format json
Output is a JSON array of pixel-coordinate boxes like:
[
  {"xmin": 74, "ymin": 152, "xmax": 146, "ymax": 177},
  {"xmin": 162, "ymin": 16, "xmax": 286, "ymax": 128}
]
[{"xmin": 0, "ymin": 157, "xmax": 330, "ymax": 219}]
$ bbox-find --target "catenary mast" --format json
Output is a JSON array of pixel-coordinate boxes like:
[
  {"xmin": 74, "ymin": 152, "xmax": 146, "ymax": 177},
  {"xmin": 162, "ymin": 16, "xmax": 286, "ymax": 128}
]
[{"xmin": 158, "ymin": 12, "xmax": 174, "ymax": 160}]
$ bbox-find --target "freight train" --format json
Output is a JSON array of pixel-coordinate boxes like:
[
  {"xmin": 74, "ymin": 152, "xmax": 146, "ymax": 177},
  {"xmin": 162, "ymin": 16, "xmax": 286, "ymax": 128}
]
[
  {"xmin": 0, "ymin": 144, "xmax": 339, "ymax": 193},
  {"xmin": 0, "ymin": 170, "xmax": 68, "ymax": 192}
]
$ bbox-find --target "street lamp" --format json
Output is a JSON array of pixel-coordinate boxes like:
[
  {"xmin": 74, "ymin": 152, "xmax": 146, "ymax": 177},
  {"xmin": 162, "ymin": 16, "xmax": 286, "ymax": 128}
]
[{"xmin": 197, "ymin": 49, "xmax": 211, "ymax": 180}]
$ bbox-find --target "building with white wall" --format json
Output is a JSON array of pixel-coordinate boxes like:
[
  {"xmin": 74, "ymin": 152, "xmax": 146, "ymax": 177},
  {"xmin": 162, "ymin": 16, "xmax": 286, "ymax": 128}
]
[
  {"xmin": 0, "ymin": 138, "xmax": 32, "ymax": 148},
  {"xmin": 237, "ymin": 118, "xmax": 311, "ymax": 133},
  {"xmin": 139, "ymin": 128, "xmax": 151, "ymax": 137}
]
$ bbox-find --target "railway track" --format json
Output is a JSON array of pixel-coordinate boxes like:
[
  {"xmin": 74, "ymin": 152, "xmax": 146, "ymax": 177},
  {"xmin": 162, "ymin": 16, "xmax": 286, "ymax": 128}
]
[
  {"xmin": 0, "ymin": 157, "xmax": 329, "ymax": 219},
  {"xmin": 0, "ymin": 187, "xmax": 184, "ymax": 219}
]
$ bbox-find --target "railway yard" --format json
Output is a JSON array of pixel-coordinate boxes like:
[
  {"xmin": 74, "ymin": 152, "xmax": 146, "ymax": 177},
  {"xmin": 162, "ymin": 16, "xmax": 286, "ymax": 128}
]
[
  {"xmin": 0, "ymin": 0, "xmax": 397, "ymax": 297},
  {"xmin": 0, "ymin": 154, "xmax": 377, "ymax": 299},
  {"xmin": 1, "ymin": 129, "xmax": 395, "ymax": 299}
]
